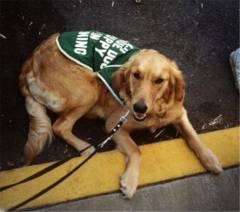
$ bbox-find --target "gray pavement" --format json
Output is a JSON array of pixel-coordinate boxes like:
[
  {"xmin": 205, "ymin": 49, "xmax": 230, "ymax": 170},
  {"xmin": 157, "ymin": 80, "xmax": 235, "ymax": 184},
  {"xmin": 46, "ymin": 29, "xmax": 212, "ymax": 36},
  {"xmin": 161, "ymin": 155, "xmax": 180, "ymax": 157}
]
[{"xmin": 40, "ymin": 167, "xmax": 239, "ymax": 211}]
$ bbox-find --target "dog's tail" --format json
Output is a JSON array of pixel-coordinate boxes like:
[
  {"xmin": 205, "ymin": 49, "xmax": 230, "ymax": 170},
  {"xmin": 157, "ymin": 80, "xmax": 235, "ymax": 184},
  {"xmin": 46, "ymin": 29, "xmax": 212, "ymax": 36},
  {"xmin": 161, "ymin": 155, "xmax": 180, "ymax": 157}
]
[
  {"xmin": 24, "ymin": 96, "xmax": 53, "ymax": 165},
  {"xmin": 19, "ymin": 59, "xmax": 53, "ymax": 165}
]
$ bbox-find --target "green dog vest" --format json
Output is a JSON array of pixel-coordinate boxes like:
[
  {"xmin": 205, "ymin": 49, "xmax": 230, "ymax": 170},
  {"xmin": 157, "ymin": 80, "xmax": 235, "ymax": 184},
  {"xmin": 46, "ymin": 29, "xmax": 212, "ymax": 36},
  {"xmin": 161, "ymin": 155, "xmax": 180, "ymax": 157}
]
[{"xmin": 56, "ymin": 31, "xmax": 140, "ymax": 105}]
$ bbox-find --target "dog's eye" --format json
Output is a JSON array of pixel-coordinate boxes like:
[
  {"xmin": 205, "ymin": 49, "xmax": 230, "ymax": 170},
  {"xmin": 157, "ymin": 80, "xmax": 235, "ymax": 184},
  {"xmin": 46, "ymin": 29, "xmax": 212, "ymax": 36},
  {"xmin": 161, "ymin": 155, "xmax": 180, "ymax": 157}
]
[
  {"xmin": 133, "ymin": 72, "xmax": 141, "ymax": 80},
  {"xmin": 155, "ymin": 78, "xmax": 164, "ymax": 84}
]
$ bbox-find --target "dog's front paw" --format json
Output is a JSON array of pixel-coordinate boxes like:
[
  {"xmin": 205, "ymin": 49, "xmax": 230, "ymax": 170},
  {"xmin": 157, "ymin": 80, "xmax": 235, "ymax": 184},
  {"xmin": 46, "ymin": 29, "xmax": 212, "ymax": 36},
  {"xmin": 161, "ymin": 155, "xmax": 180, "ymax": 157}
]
[
  {"xmin": 199, "ymin": 148, "xmax": 223, "ymax": 174},
  {"xmin": 120, "ymin": 170, "xmax": 139, "ymax": 199}
]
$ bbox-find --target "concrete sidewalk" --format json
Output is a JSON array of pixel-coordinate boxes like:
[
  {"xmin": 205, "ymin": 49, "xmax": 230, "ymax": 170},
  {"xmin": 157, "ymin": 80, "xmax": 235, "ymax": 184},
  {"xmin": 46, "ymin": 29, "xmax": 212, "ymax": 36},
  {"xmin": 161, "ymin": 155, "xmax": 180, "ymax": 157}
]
[{"xmin": 41, "ymin": 167, "xmax": 239, "ymax": 211}]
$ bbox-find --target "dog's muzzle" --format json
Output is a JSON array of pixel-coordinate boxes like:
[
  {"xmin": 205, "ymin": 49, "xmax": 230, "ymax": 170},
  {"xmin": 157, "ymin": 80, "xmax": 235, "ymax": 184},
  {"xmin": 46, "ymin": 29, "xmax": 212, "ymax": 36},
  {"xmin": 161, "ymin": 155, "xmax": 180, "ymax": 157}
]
[{"xmin": 133, "ymin": 99, "xmax": 148, "ymax": 121}]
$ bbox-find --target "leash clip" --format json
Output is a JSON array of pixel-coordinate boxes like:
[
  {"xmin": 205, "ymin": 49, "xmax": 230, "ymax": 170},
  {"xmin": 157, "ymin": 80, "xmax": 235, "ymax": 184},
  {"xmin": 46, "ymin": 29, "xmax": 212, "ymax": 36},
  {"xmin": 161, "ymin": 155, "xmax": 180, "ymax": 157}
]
[
  {"xmin": 99, "ymin": 110, "xmax": 130, "ymax": 149},
  {"xmin": 99, "ymin": 136, "xmax": 112, "ymax": 148},
  {"xmin": 120, "ymin": 110, "xmax": 130, "ymax": 123}
]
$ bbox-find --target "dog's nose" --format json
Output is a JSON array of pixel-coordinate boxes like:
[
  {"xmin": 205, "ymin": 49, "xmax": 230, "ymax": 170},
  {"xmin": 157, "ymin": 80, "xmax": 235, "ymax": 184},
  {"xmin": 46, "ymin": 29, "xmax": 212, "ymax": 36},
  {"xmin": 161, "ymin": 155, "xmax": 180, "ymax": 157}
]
[{"xmin": 133, "ymin": 99, "xmax": 148, "ymax": 114}]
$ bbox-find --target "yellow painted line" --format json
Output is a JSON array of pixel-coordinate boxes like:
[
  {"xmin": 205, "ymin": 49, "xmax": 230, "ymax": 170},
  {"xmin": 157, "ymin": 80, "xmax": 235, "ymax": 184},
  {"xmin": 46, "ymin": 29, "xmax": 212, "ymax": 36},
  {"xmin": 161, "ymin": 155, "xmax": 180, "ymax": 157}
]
[{"xmin": 0, "ymin": 127, "xmax": 239, "ymax": 210}]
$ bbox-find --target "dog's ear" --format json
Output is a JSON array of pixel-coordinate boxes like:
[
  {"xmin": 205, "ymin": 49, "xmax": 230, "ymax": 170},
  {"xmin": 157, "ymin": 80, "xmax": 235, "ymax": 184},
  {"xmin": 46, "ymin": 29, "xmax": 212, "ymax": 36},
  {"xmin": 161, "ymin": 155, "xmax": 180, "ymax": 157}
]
[
  {"xmin": 169, "ymin": 61, "xmax": 185, "ymax": 101},
  {"xmin": 162, "ymin": 68, "xmax": 185, "ymax": 103},
  {"xmin": 112, "ymin": 66, "xmax": 132, "ymax": 99},
  {"xmin": 174, "ymin": 70, "xmax": 185, "ymax": 101},
  {"xmin": 162, "ymin": 75, "xmax": 174, "ymax": 103},
  {"xmin": 112, "ymin": 67, "xmax": 125, "ymax": 91}
]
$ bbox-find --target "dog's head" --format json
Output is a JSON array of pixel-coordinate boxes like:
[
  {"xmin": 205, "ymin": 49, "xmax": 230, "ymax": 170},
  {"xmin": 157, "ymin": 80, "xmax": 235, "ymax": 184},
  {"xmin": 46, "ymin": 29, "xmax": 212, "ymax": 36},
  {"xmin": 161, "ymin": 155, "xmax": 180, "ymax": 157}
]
[{"xmin": 112, "ymin": 49, "xmax": 185, "ymax": 121}]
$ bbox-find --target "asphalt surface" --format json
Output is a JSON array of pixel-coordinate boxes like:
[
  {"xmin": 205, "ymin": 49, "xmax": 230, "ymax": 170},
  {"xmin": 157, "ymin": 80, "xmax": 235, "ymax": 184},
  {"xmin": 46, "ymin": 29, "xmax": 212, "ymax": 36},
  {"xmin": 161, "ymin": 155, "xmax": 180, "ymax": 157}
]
[{"xmin": 0, "ymin": 0, "xmax": 239, "ymax": 170}]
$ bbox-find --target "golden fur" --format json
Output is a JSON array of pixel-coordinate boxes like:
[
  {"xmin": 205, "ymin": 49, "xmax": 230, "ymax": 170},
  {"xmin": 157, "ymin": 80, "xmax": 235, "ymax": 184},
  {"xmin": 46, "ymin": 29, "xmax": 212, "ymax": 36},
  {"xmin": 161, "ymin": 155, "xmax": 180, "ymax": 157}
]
[{"xmin": 19, "ymin": 33, "xmax": 222, "ymax": 198}]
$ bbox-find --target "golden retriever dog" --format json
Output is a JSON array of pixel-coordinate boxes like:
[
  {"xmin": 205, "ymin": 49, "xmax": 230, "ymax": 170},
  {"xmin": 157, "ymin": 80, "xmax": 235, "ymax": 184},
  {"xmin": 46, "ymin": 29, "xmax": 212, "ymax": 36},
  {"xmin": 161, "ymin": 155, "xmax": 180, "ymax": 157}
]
[{"xmin": 19, "ymin": 32, "xmax": 222, "ymax": 198}]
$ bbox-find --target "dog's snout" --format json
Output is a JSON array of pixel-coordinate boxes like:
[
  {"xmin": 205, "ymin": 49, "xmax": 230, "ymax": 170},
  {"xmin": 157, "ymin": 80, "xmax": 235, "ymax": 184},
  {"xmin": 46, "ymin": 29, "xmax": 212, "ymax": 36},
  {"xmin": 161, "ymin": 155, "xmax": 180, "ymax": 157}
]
[{"xmin": 133, "ymin": 99, "xmax": 148, "ymax": 114}]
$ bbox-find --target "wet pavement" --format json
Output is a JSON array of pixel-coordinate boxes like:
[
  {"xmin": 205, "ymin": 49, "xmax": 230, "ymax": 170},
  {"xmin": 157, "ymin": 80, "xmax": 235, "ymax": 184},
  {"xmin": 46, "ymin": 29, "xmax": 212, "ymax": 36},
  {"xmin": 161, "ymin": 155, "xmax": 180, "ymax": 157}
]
[{"xmin": 0, "ymin": 0, "xmax": 239, "ymax": 170}]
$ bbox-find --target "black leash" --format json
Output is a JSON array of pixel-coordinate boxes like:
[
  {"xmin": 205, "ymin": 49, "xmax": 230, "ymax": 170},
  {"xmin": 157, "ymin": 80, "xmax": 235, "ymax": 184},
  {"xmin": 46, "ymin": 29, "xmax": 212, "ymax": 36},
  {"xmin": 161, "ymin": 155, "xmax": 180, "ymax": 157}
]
[
  {"xmin": 9, "ymin": 149, "xmax": 97, "ymax": 211},
  {"xmin": 0, "ymin": 145, "xmax": 92, "ymax": 192},
  {"xmin": 1, "ymin": 111, "xmax": 130, "ymax": 211}
]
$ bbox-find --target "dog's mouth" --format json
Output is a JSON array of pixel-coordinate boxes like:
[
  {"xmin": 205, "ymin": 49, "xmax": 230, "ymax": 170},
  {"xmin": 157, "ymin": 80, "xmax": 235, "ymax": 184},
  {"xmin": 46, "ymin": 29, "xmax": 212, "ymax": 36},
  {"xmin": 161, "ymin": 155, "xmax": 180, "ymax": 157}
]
[{"xmin": 133, "ymin": 112, "xmax": 147, "ymax": 121}]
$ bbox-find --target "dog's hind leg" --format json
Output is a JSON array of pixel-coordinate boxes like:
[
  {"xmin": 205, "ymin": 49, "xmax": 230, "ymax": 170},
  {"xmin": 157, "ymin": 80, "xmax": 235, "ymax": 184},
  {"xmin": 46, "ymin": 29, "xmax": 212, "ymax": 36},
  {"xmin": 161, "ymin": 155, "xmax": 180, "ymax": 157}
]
[
  {"xmin": 24, "ymin": 96, "xmax": 53, "ymax": 165},
  {"xmin": 52, "ymin": 106, "xmax": 96, "ymax": 157}
]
